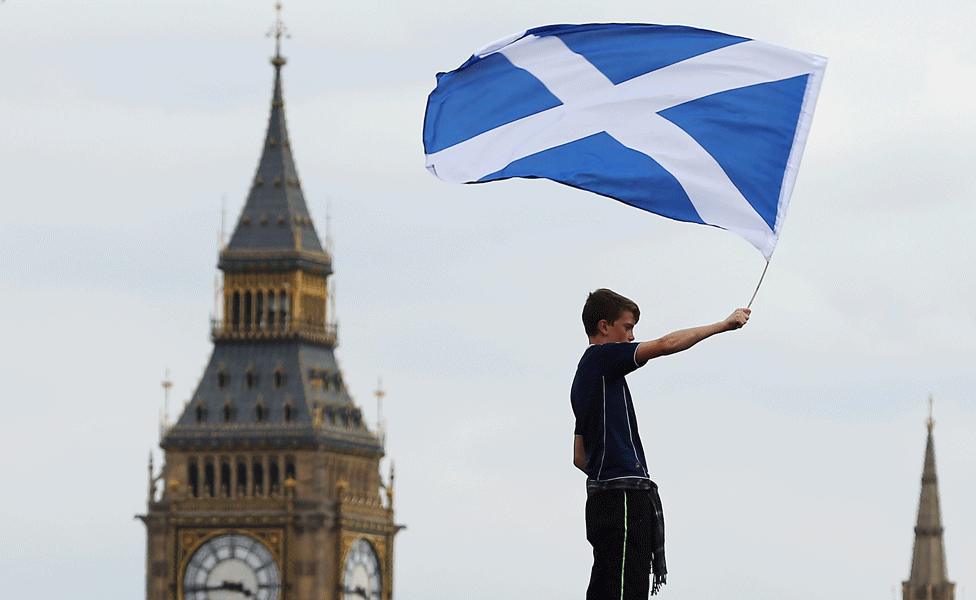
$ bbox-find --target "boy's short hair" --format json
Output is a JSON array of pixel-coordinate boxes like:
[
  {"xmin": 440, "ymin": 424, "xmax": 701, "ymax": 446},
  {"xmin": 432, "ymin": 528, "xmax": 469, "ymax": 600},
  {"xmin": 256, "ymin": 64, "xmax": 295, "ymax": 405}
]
[{"xmin": 582, "ymin": 288, "xmax": 640, "ymax": 336}]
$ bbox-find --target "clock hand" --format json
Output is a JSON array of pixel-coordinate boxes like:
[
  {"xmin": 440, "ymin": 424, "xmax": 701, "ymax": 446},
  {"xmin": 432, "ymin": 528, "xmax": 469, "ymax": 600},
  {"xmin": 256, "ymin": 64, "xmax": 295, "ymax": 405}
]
[
  {"xmin": 185, "ymin": 581, "xmax": 253, "ymax": 596},
  {"xmin": 185, "ymin": 585, "xmax": 227, "ymax": 593},
  {"xmin": 218, "ymin": 581, "xmax": 251, "ymax": 596},
  {"xmin": 342, "ymin": 585, "xmax": 369, "ymax": 599}
]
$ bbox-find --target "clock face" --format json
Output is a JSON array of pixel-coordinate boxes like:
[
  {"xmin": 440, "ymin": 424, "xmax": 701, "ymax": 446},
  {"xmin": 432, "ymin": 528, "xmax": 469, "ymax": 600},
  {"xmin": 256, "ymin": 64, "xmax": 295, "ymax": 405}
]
[
  {"xmin": 342, "ymin": 539, "xmax": 381, "ymax": 600},
  {"xmin": 183, "ymin": 533, "xmax": 280, "ymax": 600}
]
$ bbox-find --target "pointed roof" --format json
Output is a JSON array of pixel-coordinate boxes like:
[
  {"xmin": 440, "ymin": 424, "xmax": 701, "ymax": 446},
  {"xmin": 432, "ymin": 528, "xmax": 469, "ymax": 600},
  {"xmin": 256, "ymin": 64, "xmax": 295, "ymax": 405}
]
[
  {"xmin": 903, "ymin": 404, "xmax": 954, "ymax": 599},
  {"xmin": 162, "ymin": 17, "xmax": 379, "ymax": 456},
  {"xmin": 219, "ymin": 50, "xmax": 330, "ymax": 274},
  {"xmin": 161, "ymin": 341, "xmax": 383, "ymax": 455}
]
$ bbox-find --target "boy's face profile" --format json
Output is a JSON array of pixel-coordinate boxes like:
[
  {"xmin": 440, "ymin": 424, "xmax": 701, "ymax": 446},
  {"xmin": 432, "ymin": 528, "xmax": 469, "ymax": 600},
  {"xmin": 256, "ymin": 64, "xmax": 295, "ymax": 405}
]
[{"xmin": 597, "ymin": 310, "xmax": 637, "ymax": 343}]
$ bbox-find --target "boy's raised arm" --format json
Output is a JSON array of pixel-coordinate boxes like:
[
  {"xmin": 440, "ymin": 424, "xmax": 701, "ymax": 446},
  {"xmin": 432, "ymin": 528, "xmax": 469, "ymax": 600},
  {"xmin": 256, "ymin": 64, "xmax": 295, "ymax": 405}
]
[{"xmin": 635, "ymin": 308, "xmax": 751, "ymax": 364}]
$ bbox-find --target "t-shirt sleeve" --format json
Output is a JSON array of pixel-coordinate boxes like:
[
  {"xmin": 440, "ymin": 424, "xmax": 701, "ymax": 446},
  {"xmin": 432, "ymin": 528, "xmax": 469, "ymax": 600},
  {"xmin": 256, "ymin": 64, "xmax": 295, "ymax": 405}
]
[{"xmin": 592, "ymin": 342, "xmax": 644, "ymax": 378}]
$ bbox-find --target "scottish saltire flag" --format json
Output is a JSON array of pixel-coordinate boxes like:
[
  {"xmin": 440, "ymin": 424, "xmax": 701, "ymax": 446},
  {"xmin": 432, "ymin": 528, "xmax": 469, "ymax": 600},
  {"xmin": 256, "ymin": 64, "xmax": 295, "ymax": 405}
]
[{"xmin": 423, "ymin": 24, "xmax": 826, "ymax": 258}]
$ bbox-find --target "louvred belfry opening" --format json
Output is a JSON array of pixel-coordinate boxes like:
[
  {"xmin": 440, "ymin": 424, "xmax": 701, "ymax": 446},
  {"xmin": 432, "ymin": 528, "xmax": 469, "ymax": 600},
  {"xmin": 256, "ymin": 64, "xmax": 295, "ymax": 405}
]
[{"xmin": 214, "ymin": 45, "xmax": 336, "ymax": 347}]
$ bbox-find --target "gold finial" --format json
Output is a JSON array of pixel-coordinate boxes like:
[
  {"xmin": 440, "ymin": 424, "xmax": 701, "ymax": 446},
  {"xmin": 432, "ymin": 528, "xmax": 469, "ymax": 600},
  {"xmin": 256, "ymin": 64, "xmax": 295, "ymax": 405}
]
[
  {"xmin": 374, "ymin": 377, "xmax": 386, "ymax": 414},
  {"xmin": 161, "ymin": 369, "xmax": 173, "ymax": 397},
  {"xmin": 374, "ymin": 377, "xmax": 387, "ymax": 445},
  {"xmin": 927, "ymin": 394, "xmax": 935, "ymax": 433},
  {"xmin": 267, "ymin": 2, "xmax": 290, "ymax": 66},
  {"xmin": 160, "ymin": 369, "xmax": 173, "ymax": 434}
]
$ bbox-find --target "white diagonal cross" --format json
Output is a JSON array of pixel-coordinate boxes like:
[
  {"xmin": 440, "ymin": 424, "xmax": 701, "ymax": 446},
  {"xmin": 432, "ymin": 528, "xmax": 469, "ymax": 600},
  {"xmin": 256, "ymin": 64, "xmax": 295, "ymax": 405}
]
[{"xmin": 426, "ymin": 35, "xmax": 823, "ymax": 255}]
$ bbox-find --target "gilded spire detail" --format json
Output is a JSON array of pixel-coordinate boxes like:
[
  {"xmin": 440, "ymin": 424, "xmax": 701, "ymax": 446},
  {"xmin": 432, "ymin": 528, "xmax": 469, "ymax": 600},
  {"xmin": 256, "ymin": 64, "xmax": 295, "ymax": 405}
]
[{"xmin": 268, "ymin": 2, "xmax": 290, "ymax": 67}]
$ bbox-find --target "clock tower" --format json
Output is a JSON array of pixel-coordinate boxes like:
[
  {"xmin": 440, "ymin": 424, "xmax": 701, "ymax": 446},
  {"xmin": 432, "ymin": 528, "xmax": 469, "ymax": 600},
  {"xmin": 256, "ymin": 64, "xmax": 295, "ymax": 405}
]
[{"xmin": 139, "ymin": 8, "xmax": 401, "ymax": 599}]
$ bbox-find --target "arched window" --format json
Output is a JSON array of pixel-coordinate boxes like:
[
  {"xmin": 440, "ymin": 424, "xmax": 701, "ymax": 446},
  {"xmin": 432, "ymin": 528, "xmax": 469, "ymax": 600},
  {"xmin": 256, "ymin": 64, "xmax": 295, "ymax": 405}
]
[
  {"xmin": 255, "ymin": 291, "xmax": 264, "ymax": 329},
  {"xmin": 285, "ymin": 457, "xmax": 296, "ymax": 482},
  {"xmin": 243, "ymin": 291, "xmax": 253, "ymax": 330},
  {"xmin": 232, "ymin": 291, "xmax": 241, "ymax": 329},
  {"xmin": 253, "ymin": 460, "xmax": 264, "ymax": 496},
  {"xmin": 274, "ymin": 369, "xmax": 285, "ymax": 389},
  {"xmin": 195, "ymin": 403, "xmax": 206, "ymax": 423},
  {"xmin": 223, "ymin": 403, "xmax": 232, "ymax": 423},
  {"xmin": 217, "ymin": 371, "xmax": 228, "ymax": 389},
  {"xmin": 269, "ymin": 458, "xmax": 281, "ymax": 495},
  {"xmin": 188, "ymin": 459, "xmax": 200, "ymax": 497},
  {"xmin": 279, "ymin": 291, "xmax": 288, "ymax": 326},
  {"xmin": 283, "ymin": 403, "xmax": 293, "ymax": 422},
  {"xmin": 204, "ymin": 459, "xmax": 215, "ymax": 498},
  {"xmin": 267, "ymin": 292, "xmax": 277, "ymax": 328},
  {"xmin": 245, "ymin": 369, "xmax": 257, "ymax": 389},
  {"xmin": 220, "ymin": 459, "xmax": 231, "ymax": 497},
  {"xmin": 236, "ymin": 459, "xmax": 248, "ymax": 496},
  {"xmin": 256, "ymin": 403, "xmax": 266, "ymax": 422}
]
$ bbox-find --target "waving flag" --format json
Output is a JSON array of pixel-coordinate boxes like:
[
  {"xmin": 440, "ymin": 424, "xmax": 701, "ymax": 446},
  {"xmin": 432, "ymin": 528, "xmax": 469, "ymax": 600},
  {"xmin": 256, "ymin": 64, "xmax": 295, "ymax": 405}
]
[{"xmin": 423, "ymin": 24, "xmax": 826, "ymax": 258}]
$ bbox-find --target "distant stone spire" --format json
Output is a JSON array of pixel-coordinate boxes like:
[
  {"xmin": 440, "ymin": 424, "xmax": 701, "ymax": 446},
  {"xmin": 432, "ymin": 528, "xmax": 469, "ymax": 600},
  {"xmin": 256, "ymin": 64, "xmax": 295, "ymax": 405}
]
[{"xmin": 903, "ymin": 397, "xmax": 955, "ymax": 600}]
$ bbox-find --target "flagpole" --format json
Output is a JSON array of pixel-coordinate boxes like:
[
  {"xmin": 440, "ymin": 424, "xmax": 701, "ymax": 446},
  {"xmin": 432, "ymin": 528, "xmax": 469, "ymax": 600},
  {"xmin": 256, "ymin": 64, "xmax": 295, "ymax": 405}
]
[{"xmin": 746, "ymin": 259, "xmax": 771, "ymax": 309}]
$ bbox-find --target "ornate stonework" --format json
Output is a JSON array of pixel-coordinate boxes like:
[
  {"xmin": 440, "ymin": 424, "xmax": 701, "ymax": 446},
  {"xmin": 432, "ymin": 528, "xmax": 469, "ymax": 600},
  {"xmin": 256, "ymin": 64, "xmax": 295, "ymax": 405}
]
[{"xmin": 138, "ymin": 15, "xmax": 401, "ymax": 599}]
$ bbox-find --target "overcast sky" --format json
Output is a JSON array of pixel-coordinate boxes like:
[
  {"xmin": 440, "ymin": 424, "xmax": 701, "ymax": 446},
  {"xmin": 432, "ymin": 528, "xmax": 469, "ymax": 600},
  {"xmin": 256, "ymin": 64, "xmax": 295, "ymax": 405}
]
[{"xmin": 1, "ymin": 0, "xmax": 974, "ymax": 598}]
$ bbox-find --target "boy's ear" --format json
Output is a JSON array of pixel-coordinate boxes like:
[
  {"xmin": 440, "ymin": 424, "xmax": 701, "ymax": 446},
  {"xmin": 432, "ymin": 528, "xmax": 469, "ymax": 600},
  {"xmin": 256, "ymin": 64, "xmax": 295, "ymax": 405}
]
[{"xmin": 597, "ymin": 319, "xmax": 610, "ymax": 336}]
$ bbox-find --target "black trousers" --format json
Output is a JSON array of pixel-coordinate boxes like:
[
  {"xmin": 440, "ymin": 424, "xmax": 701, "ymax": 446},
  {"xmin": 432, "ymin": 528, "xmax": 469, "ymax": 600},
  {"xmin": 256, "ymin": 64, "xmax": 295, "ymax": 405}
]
[{"xmin": 585, "ymin": 488, "xmax": 665, "ymax": 600}]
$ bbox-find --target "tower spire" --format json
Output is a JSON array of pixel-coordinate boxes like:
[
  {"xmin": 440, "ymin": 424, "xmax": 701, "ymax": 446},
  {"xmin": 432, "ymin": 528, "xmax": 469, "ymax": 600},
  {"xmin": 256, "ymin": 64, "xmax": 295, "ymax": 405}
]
[
  {"xmin": 903, "ymin": 397, "xmax": 955, "ymax": 600},
  {"xmin": 220, "ymin": 1, "xmax": 328, "ymax": 266}
]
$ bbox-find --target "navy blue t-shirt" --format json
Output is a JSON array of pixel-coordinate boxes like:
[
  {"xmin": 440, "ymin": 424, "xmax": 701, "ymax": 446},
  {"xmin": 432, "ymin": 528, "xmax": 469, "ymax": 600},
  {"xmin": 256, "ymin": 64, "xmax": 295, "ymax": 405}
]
[{"xmin": 571, "ymin": 342, "xmax": 650, "ymax": 482}]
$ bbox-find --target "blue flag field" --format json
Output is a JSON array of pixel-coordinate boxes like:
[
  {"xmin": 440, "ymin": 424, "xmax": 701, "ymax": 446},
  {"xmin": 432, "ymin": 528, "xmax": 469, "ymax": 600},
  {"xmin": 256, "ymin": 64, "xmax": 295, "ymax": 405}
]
[{"xmin": 423, "ymin": 24, "xmax": 826, "ymax": 258}]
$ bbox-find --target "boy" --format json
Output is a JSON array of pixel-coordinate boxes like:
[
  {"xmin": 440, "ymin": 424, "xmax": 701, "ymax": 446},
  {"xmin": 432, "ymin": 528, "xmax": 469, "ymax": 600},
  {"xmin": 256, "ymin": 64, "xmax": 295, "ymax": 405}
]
[{"xmin": 572, "ymin": 288, "xmax": 750, "ymax": 598}]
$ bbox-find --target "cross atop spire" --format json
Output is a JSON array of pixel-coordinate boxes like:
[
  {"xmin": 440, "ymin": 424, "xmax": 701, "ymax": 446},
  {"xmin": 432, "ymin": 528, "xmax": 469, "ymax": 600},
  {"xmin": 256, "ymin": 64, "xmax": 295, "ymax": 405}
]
[
  {"xmin": 268, "ymin": 2, "xmax": 290, "ymax": 67},
  {"xmin": 927, "ymin": 394, "xmax": 935, "ymax": 433}
]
